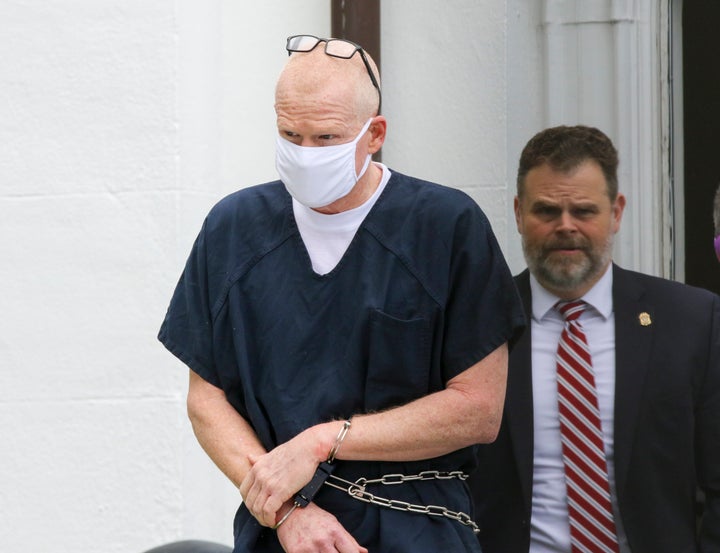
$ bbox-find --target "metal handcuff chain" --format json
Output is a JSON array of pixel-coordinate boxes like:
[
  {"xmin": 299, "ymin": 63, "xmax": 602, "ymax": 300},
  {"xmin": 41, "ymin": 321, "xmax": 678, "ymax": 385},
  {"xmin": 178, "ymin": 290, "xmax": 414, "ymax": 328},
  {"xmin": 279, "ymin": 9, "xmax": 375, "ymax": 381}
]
[
  {"xmin": 322, "ymin": 470, "xmax": 481, "ymax": 535},
  {"xmin": 286, "ymin": 420, "xmax": 480, "ymax": 534}
]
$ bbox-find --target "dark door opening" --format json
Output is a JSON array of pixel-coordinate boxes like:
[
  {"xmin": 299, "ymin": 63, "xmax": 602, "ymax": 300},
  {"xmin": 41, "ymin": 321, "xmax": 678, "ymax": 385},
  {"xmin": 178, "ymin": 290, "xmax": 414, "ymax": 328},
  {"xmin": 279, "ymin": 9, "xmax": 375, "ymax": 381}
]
[{"xmin": 682, "ymin": 0, "xmax": 720, "ymax": 294}]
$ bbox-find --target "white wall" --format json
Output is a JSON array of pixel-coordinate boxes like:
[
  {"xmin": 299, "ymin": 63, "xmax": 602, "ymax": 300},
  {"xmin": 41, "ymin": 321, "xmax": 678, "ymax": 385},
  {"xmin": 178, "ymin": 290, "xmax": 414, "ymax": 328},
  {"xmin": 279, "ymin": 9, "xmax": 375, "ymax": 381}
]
[
  {"xmin": 381, "ymin": 1, "xmax": 512, "ymax": 255},
  {"xmin": 1, "ymin": 2, "xmax": 186, "ymax": 552},
  {"xmin": 504, "ymin": 0, "xmax": 547, "ymax": 272}
]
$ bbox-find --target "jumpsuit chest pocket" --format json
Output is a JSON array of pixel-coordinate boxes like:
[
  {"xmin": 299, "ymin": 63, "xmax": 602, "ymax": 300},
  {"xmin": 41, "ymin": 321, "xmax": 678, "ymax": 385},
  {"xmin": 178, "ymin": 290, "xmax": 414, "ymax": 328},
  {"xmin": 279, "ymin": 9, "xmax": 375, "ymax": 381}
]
[{"xmin": 364, "ymin": 309, "xmax": 432, "ymax": 411}]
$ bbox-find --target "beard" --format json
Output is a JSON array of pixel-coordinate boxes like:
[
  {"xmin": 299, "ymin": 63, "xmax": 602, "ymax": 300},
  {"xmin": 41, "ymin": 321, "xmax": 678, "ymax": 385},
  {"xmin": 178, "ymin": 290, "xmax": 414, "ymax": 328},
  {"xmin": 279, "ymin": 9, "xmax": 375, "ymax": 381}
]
[{"xmin": 522, "ymin": 233, "xmax": 613, "ymax": 293}]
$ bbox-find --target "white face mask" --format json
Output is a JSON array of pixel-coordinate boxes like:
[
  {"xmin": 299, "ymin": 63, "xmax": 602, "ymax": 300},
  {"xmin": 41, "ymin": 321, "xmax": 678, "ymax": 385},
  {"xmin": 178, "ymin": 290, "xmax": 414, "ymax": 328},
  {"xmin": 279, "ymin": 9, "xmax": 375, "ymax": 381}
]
[{"xmin": 275, "ymin": 118, "xmax": 373, "ymax": 208}]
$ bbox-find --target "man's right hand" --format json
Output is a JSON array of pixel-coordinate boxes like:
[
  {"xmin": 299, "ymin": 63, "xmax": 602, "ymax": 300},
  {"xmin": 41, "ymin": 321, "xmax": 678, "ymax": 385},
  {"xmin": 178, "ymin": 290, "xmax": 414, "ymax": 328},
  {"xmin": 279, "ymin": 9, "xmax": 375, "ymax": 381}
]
[{"xmin": 276, "ymin": 502, "xmax": 368, "ymax": 553}]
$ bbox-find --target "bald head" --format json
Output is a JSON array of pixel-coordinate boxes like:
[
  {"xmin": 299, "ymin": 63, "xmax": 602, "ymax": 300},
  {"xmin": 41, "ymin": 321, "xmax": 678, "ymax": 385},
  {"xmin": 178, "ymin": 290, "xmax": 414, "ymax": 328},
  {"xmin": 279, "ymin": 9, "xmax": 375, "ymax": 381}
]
[{"xmin": 275, "ymin": 45, "xmax": 380, "ymax": 123}]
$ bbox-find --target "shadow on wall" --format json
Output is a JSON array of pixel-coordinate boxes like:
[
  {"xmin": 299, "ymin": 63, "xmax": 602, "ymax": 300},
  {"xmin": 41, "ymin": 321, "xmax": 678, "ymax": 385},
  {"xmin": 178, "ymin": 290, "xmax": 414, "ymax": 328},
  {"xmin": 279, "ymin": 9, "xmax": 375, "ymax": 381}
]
[{"xmin": 142, "ymin": 541, "xmax": 232, "ymax": 553}]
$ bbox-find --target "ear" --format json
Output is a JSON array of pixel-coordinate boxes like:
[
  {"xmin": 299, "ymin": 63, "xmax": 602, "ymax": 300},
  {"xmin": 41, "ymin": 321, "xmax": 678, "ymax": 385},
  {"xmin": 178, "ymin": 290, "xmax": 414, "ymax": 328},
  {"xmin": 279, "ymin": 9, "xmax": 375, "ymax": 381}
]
[
  {"xmin": 611, "ymin": 193, "xmax": 626, "ymax": 233},
  {"xmin": 367, "ymin": 116, "xmax": 387, "ymax": 154},
  {"xmin": 514, "ymin": 196, "xmax": 523, "ymax": 233}
]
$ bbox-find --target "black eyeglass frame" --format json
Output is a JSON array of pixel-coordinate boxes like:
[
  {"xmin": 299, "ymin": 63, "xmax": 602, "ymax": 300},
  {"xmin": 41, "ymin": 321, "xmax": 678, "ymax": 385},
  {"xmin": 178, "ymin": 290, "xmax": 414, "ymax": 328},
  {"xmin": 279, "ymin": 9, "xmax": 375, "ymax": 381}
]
[{"xmin": 286, "ymin": 34, "xmax": 382, "ymax": 112}]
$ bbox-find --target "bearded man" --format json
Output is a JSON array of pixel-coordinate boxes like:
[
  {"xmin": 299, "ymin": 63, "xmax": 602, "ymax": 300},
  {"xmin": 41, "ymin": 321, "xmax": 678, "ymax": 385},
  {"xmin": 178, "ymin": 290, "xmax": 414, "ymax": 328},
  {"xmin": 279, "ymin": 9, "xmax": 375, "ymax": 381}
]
[{"xmin": 468, "ymin": 125, "xmax": 720, "ymax": 553}]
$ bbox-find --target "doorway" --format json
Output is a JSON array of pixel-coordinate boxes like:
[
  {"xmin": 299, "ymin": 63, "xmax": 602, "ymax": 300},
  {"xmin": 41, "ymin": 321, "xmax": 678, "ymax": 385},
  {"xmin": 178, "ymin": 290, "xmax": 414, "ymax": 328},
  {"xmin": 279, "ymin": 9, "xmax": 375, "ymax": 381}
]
[{"xmin": 682, "ymin": 0, "xmax": 720, "ymax": 294}]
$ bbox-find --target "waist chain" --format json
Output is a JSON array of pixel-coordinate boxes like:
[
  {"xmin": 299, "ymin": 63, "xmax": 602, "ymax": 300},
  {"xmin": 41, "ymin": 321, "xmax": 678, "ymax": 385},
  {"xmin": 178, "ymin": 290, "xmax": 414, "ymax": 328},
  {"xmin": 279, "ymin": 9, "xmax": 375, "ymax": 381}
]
[{"xmin": 293, "ymin": 462, "xmax": 480, "ymax": 534}]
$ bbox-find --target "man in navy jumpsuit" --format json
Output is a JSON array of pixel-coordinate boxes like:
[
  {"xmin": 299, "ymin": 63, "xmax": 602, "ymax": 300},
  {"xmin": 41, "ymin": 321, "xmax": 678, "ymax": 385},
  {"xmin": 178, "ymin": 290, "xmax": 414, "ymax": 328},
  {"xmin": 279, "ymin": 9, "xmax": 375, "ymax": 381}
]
[{"xmin": 159, "ymin": 35, "xmax": 525, "ymax": 553}]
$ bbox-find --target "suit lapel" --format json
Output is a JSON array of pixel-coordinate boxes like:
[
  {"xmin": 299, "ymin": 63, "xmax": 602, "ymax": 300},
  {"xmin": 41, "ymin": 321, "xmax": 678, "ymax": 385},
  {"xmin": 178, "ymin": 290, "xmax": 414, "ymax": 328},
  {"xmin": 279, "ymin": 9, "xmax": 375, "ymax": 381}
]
[
  {"xmin": 611, "ymin": 264, "xmax": 653, "ymax": 498},
  {"xmin": 506, "ymin": 270, "xmax": 535, "ymax": 509}
]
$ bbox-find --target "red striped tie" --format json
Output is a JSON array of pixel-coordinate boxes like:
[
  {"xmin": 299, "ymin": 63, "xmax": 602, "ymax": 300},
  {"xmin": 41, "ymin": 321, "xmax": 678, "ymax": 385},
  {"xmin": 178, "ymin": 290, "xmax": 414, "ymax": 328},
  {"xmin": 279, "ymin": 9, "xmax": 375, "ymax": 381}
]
[{"xmin": 556, "ymin": 300, "xmax": 619, "ymax": 553}]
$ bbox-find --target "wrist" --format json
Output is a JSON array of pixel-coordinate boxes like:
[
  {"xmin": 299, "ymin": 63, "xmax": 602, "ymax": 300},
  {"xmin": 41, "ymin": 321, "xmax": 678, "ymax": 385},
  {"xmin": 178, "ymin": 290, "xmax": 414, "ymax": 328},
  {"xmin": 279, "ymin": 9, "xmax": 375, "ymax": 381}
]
[
  {"xmin": 327, "ymin": 418, "xmax": 352, "ymax": 462},
  {"xmin": 306, "ymin": 421, "xmax": 340, "ymax": 463},
  {"xmin": 273, "ymin": 500, "xmax": 298, "ymax": 530}
]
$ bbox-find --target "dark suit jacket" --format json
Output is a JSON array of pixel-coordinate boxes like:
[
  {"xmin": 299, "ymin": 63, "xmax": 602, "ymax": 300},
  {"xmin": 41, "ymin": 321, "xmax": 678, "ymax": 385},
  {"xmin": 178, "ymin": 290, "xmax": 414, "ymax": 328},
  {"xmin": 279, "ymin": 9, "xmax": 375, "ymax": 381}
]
[{"xmin": 469, "ymin": 264, "xmax": 720, "ymax": 553}]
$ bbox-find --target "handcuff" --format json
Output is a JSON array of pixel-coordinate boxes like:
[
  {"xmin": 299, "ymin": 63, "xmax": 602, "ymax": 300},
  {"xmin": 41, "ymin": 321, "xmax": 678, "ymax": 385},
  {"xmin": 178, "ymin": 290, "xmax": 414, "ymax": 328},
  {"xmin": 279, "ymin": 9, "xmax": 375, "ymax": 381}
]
[{"xmin": 272, "ymin": 419, "xmax": 351, "ymax": 530}]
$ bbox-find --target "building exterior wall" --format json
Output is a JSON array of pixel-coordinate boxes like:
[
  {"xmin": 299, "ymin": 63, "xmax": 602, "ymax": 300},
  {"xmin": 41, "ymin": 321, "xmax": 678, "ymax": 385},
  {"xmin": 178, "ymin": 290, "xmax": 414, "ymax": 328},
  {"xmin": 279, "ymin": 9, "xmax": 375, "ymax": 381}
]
[{"xmin": 0, "ymin": 1, "xmax": 668, "ymax": 550}]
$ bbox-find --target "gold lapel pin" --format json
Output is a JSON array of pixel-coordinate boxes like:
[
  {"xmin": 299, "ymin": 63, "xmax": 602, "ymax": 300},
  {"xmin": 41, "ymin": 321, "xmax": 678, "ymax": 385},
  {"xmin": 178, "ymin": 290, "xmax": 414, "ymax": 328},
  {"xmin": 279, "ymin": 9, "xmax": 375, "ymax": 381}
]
[{"xmin": 638, "ymin": 312, "xmax": 652, "ymax": 326}]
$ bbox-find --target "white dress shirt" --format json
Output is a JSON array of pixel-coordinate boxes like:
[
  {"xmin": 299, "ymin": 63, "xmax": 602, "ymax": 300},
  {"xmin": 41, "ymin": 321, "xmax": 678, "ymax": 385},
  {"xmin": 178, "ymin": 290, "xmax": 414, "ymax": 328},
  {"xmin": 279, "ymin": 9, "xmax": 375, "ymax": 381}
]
[{"xmin": 529, "ymin": 265, "xmax": 631, "ymax": 552}]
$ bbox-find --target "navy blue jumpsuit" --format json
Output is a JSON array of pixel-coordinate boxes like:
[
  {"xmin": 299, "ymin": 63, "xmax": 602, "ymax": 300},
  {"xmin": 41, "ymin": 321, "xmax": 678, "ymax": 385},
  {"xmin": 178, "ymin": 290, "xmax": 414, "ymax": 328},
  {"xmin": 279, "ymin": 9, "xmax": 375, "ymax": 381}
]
[{"xmin": 159, "ymin": 170, "xmax": 525, "ymax": 552}]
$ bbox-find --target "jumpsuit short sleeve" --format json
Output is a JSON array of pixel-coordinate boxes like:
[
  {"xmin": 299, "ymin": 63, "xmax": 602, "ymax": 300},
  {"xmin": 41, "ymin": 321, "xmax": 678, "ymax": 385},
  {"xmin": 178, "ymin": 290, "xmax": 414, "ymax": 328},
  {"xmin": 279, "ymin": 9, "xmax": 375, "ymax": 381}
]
[{"xmin": 158, "ymin": 219, "xmax": 221, "ymax": 388}]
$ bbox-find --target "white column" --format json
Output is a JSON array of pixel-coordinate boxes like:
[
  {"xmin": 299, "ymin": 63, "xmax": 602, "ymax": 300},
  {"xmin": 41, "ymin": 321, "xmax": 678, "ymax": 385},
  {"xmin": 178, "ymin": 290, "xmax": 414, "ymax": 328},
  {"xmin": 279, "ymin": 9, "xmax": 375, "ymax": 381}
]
[{"xmin": 540, "ymin": 0, "xmax": 673, "ymax": 277}]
